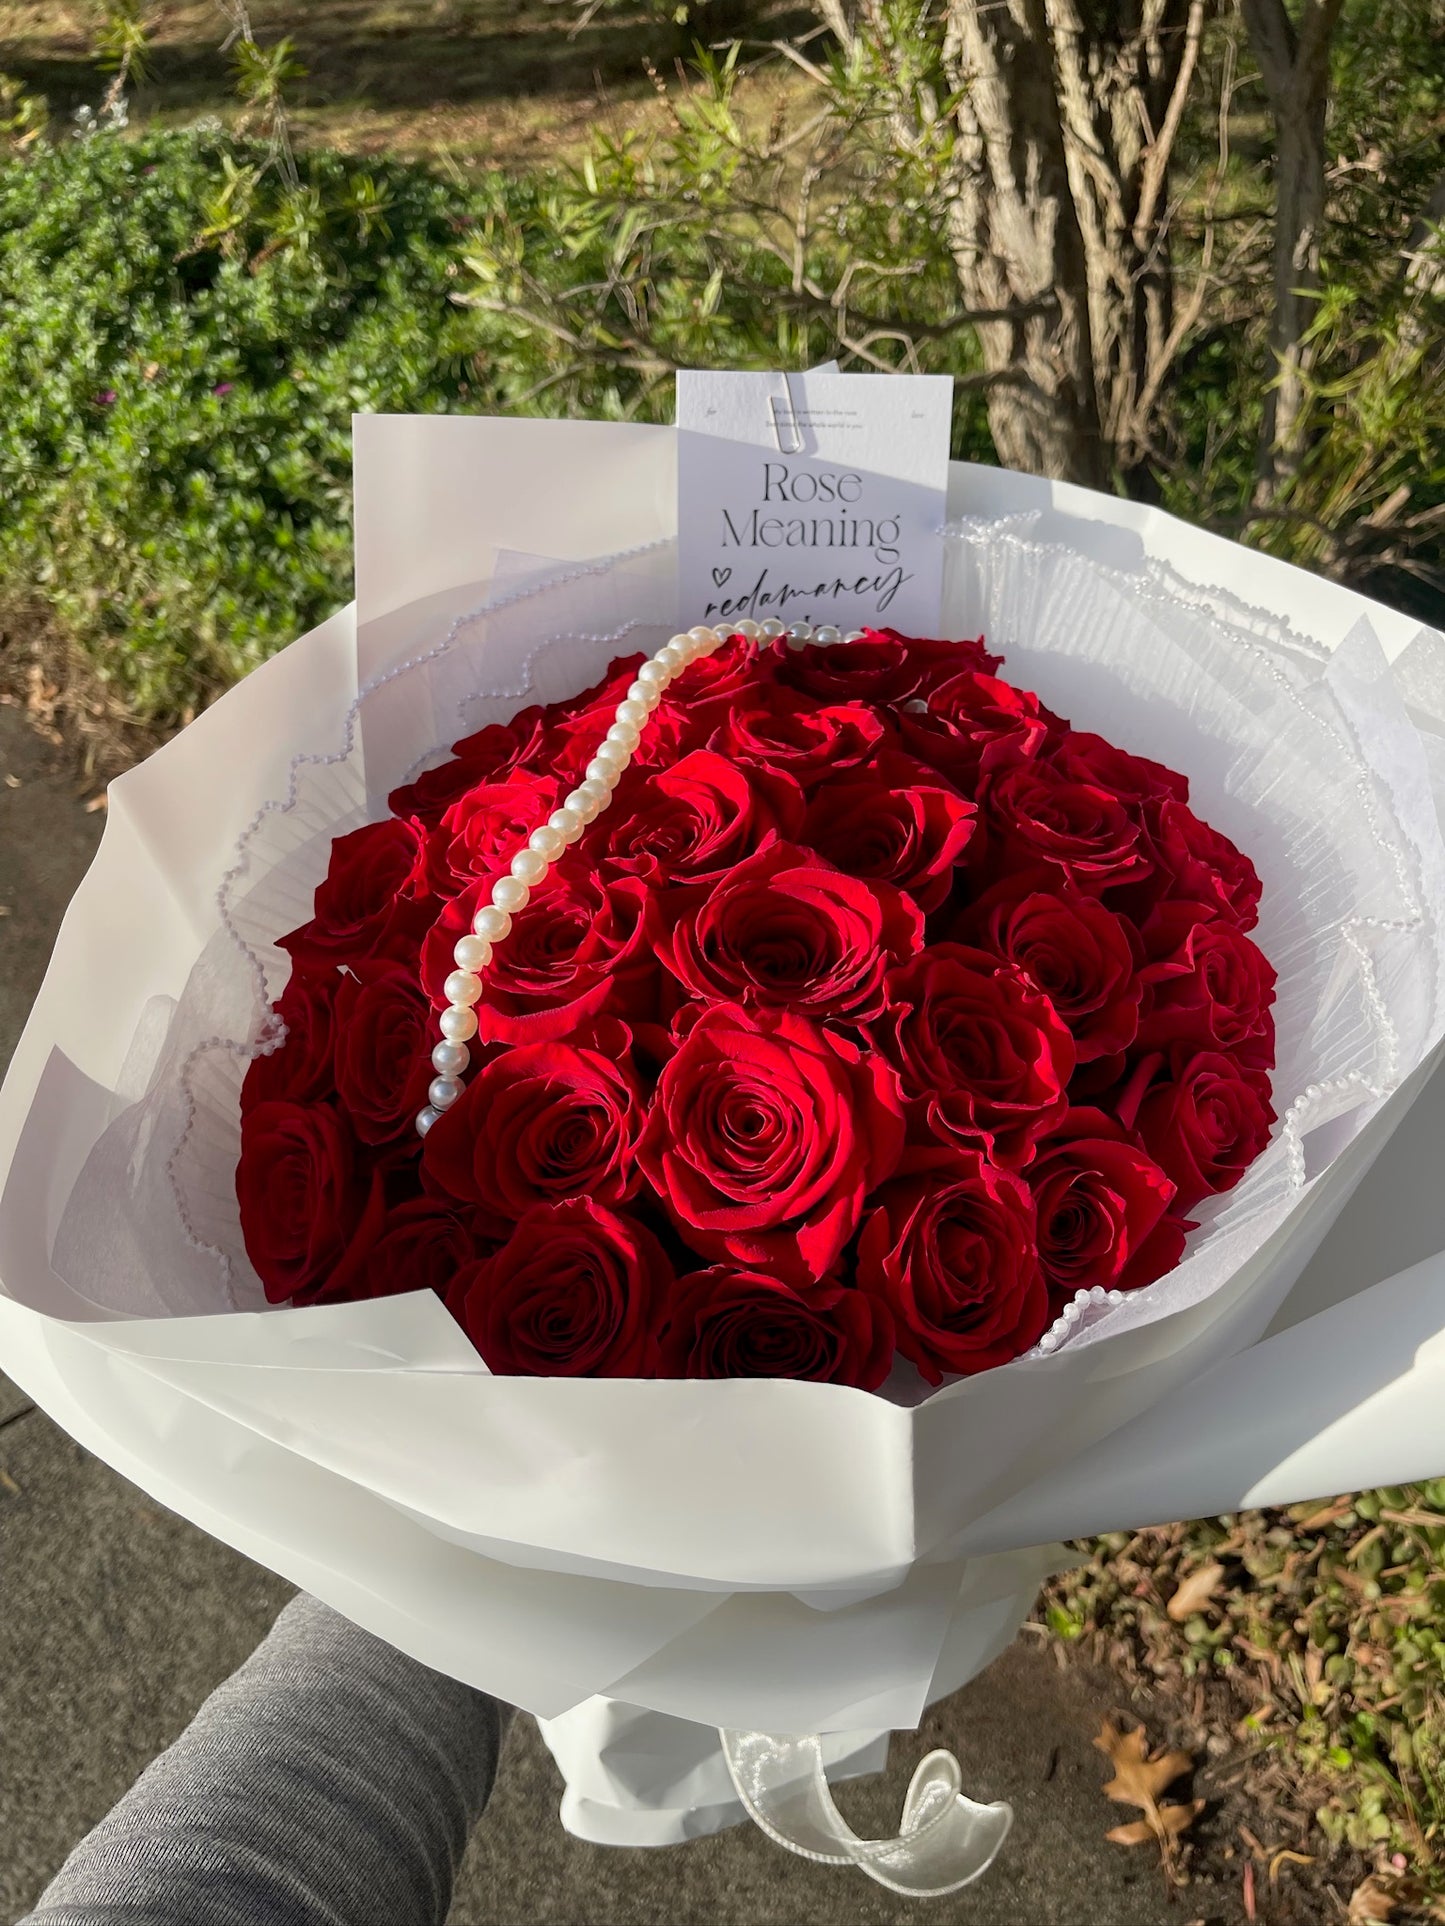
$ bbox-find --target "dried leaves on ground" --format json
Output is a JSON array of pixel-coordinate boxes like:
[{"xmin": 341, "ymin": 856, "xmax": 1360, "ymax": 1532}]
[
  {"xmin": 1094, "ymin": 1716, "xmax": 1203, "ymax": 1868},
  {"xmin": 1050, "ymin": 1485, "xmax": 1445, "ymax": 1912}
]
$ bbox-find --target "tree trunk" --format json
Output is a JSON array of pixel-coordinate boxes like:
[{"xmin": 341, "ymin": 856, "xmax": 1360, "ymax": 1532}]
[
  {"xmin": 940, "ymin": 0, "xmax": 1110, "ymax": 484},
  {"xmin": 936, "ymin": 0, "xmax": 1204, "ymax": 489},
  {"xmin": 1240, "ymin": 0, "xmax": 1345, "ymax": 494}
]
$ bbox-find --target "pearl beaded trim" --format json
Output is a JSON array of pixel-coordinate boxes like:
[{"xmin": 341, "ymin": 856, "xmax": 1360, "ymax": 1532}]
[
  {"xmin": 1033, "ymin": 1284, "xmax": 1128, "ymax": 1356},
  {"xmin": 414, "ymin": 616, "xmax": 860, "ymax": 1136}
]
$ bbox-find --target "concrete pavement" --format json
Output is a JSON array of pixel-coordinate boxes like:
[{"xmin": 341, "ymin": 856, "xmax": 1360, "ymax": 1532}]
[{"xmin": 0, "ymin": 702, "xmax": 1234, "ymax": 1924}]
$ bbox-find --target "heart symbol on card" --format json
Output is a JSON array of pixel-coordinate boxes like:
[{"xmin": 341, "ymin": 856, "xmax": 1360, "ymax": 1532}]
[{"xmin": 711, "ymin": 567, "xmax": 732, "ymax": 588}]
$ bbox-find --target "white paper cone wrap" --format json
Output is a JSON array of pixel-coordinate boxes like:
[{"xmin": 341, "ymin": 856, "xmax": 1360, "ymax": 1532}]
[{"xmin": 5, "ymin": 437, "xmax": 1445, "ymax": 1855}]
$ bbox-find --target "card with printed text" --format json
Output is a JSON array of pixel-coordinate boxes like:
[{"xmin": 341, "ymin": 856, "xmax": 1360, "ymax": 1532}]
[{"xmin": 676, "ymin": 369, "xmax": 953, "ymax": 635}]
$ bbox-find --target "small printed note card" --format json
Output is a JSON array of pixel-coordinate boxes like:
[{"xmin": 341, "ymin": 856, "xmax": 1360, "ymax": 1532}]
[{"xmin": 676, "ymin": 368, "xmax": 953, "ymax": 635}]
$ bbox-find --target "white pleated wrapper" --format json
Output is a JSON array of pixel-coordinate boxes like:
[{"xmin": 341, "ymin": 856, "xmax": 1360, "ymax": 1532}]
[{"xmin": 5, "ymin": 475, "xmax": 1445, "ymax": 1863}]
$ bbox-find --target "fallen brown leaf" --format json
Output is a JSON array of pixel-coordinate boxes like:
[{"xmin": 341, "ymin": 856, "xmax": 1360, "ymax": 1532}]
[
  {"xmin": 24, "ymin": 663, "xmax": 57, "ymax": 722},
  {"xmin": 1349, "ymin": 1873, "xmax": 1400, "ymax": 1922},
  {"xmin": 1094, "ymin": 1718, "xmax": 1203, "ymax": 1868},
  {"xmin": 1168, "ymin": 1559, "xmax": 1226, "ymax": 1621}
]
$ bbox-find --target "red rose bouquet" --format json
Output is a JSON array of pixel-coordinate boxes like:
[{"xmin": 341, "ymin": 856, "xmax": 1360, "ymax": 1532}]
[
  {"xmin": 8, "ymin": 431, "xmax": 1444, "ymax": 1887},
  {"xmin": 236, "ymin": 620, "xmax": 1276, "ymax": 1392}
]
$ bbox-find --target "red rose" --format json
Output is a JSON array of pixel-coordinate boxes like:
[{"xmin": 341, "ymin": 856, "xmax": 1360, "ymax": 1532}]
[
  {"xmin": 421, "ymin": 859, "xmax": 655, "ymax": 1043},
  {"xmin": 803, "ymin": 751, "xmax": 976, "ymax": 913},
  {"xmin": 454, "ymin": 1198, "xmax": 669, "ymax": 1376},
  {"xmin": 857, "ymin": 1147, "xmax": 1048, "ymax": 1383},
  {"xmin": 657, "ymin": 842, "xmax": 923, "ymax": 1023},
  {"xmin": 638, "ymin": 1003, "xmax": 904, "ymax": 1283},
  {"xmin": 354, "ymin": 1197, "xmax": 479, "ymax": 1307},
  {"xmin": 599, "ymin": 748, "xmax": 805, "ymax": 896},
  {"xmin": 332, "ymin": 961, "xmax": 435, "ymax": 1146},
  {"xmin": 709, "ymin": 689, "xmax": 886, "ymax": 789},
  {"xmin": 429, "ymin": 772, "xmax": 560, "ymax": 893},
  {"xmin": 241, "ymin": 968, "xmax": 338, "ymax": 1108},
  {"xmin": 657, "ymin": 1267, "xmax": 893, "ymax": 1389},
  {"xmin": 1049, "ymin": 731, "xmax": 1189, "ymax": 809},
  {"xmin": 880, "ymin": 943, "xmax": 1075, "ymax": 1165},
  {"xmin": 236, "ymin": 1099, "xmax": 368, "ymax": 1302},
  {"xmin": 423, "ymin": 1020, "xmax": 645, "ymax": 1227},
  {"xmin": 1148, "ymin": 798, "xmax": 1263, "ymax": 930},
  {"xmin": 552, "ymin": 652, "xmax": 649, "ymax": 719},
  {"xmin": 776, "ymin": 628, "xmax": 999, "ymax": 705},
  {"xmin": 1119, "ymin": 1048, "xmax": 1277, "ymax": 1211},
  {"xmin": 656, "ymin": 633, "xmax": 778, "ymax": 732},
  {"xmin": 977, "ymin": 757, "xmax": 1154, "ymax": 895},
  {"xmin": 1136, "ymin": 901, "xmax": 1276, "ymax": 1065},
  {"xmin": 387, "ymin": 706, "xmax": 551, "ymax": 827},
  {"xmin": 1027, "ymin": 1111, "xmax": 1182, "ymax": 1302},
  {"xmin": 954, "ymin": 871, "xmax": 1141, "ymax": 1062},
  {"xmin": 544, "ymin": 651, "xmax": 688, "ymax": 780},
  {"xmin": 280, "ymin": 818, "xmax": 430, "ymax": 969},
  {"xmin": 895, "ymin": 671, "xmax": 1051, "ymax": 785}
]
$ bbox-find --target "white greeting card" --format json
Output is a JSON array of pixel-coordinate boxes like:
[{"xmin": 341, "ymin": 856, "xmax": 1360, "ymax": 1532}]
[{"xmin": 676, "ymin": 369, "xmax": 953, "ymax": 634}]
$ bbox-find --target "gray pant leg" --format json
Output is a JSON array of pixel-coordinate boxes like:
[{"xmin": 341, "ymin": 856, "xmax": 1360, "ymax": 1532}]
[{"xmin": 22, "ymin": 1593, "xmax": 508, "ymax": 1926}]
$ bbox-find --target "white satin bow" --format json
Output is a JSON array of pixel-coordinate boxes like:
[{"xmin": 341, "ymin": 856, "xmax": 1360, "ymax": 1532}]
[{"xmin": 720, "ymin": 1728, "xmax": 1012, "ymax": 1898}]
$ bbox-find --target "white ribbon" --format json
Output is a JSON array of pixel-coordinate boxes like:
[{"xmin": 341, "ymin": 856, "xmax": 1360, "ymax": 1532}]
[{"xmin": 719, "ymin": 1728, "xmax": 1012, "ymax": 1898}]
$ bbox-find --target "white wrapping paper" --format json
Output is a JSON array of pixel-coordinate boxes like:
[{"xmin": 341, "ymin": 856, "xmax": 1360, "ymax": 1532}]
[{"xmin": 5, "ymin": 421, "xmax": 1445, "ymax": 1850}]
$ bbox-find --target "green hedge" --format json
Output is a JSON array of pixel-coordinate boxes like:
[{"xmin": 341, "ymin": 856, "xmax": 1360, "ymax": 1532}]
[{"xmin": 0, "ymin": 128, "xmax": 485, "ymax": 723}]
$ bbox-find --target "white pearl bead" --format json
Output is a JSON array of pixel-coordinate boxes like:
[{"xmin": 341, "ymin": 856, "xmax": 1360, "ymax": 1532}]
[
  {"xmin": 615, "ymin": 698, "xmax": 648, "ymax": 729},
  {"xmin": 732, "ymin": 619, "xmax": 760, "ymax": 639},
  {"xmin": 668, "ymin": 632, "xmax": 695, "ymax": 653},
  {"xmin": 429, "ymin": 1075, "xmax": 463, "ymax": 1110},
  {"xmin": 439, "ymin": 1004, "xmax": 478, "ymax": 1042},
  {"xmin": 586, "ymin": 753, "xmax": 625, "ymax": 788},
  {"xmin": 432, "ymin": 1039, "xmax": 469, "ymax": 1076},
  {"xmin": 549, "ymin": 806, "xmax": 585, "ymax": 844},
  {"xmin": 786, "ymin": 622, "xmax": 813, "ymax": 646},
  {"xmin": 759, "ymin": 618, "xmax": 786, "ymax": 639},
  {"xmin": 656, "ymin": 643, "xmax": 686, "ymax": 673},
  {"xmin": 637, "ymin": 661, "xmax": 669, "ymax": 689},
  {"xmin": 814, "ymin": 624, "xmax": 841, "ymax": 644},
  {"xmin": 577, "ymin": 777, "xmax": 612, "ymax": 812},
  {"xmin": 687, "ymin": 625, "xmax": 719, "ymax": 648},
  {"xmin": 491, "ymin": 874, "xmax": 529, "ymax": 914},
  {"xmin": 843, "ymin": 628, "xmax": 866, "ymax": 642},
  {"xmin": 444, "ymin": 969, "xmax": 482, "ymax": 1006},
  {"xmin": 627, "ymin": 680, "xmax": 661, "ymax": 710},
  {"xmin": 606, "ymin": 721, "xmax": 640, "ymax": 752},
  {"xmin": 473, "ymin": 904, "xmax": 512, "ymax": 942},
  {"xmin": 511, "ymin": 846, "xmax": 549, "ymax": 886},
  {"xmin": 568, "ymin": 786, "xmax": 601, "ymax": 823},
  {"xmin": 453, "ymin": 934, "xmax": 491, "ymax": 973},
  {"xmin": 529, "ymin": 824, "xmax": 565, "ymax": 860},
  {"xmin": 415, "ymin": 1104, "xmax": 441, "ymax": 1137}
]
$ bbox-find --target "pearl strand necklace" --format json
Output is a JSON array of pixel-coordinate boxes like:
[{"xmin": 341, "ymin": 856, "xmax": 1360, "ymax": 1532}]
[{"xmin": 415, "ymin": 614, "xmax": 860, "ymax": 1136}]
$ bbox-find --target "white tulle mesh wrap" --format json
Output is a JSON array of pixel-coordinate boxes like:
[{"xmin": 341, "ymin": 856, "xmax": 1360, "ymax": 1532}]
[{"xmin": 52, "ymin": 524, "xmax": 1445, "ymax": 1383}]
